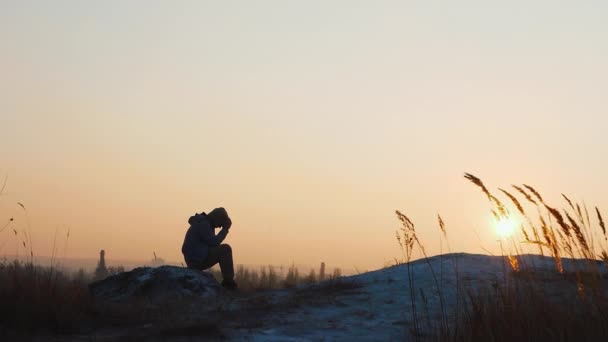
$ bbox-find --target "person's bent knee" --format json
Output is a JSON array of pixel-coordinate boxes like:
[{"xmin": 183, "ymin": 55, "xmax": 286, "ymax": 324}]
[
  {"xmin": 186, "ymin": 261, "xmax": 202, "ymax": 270},
  {"xmin": 220, "ymin": 243, "xmax": 232, "ymax": 254}
]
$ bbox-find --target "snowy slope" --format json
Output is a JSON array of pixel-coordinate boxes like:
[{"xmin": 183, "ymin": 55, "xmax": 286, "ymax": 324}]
[{"xmin": 226, "ymin": 253, "xmax": 607, "ymax": 341}]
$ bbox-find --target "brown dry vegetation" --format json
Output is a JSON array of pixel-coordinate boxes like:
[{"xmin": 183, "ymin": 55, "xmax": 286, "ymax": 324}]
[
  {"xmin": 0, "ymin": 260, "xmax": 335, "ymax": 336},
  {"xmin": 208, "ymin": 263, "xmax": 341, "ymax": 291},
  {"xmin": 449, "ymin": 271, "xmax": 608, "ymax": 342},
  {"xmin": 396, "ymin": 173, "xmax": 608, "ymax": 341},
  {"xmin": 0, "ymin": 261, "xmax": 94, "ymax": 334}
]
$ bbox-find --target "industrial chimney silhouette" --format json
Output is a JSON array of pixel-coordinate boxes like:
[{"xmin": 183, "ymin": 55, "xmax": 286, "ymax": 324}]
[{"xmin": 95, "ymin": 249, "xmax": 108, "ymax": 279}]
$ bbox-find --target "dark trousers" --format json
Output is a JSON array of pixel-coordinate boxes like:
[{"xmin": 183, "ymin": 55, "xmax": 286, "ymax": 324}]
[{"xmin": 189, "ymin": 244, "xmax": 234, "ymax": 282}]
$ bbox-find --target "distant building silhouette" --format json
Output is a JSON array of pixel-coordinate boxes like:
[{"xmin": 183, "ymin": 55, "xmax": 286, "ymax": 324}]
[
  {"xmin": 95, "ymin": 249, "xmax": 108, "ymax": 279},
  {"xmin": 319, "ymin": 262, "xmax": 326, "ymax": 281}
]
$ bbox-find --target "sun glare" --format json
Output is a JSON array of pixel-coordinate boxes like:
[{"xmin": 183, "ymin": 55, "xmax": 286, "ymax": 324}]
[{"xmin": 494, "ymin": 217, "xmax": 518, "ymax": 238}]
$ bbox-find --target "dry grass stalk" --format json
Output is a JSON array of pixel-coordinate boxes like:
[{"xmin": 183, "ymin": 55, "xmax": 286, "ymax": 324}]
[
  {"xmin": 529, "ymin": 224, "xmax": 545, "ymax": 256},
  {"xmin": 576, "ymin": 203, "xmax": 586, "ymax": 227},
  {"xmin": 584, "ymin": 203, "xmax": 592, "ymax": 231},
  {"xmin": 512, "ymin": 185, "xmax": 537, "ymax": 205},
  {"xmin": 577, "ymin": 282, "xmax": 586, "ymax": 300},
  {"xmin": 545, "ymin": 205, "xmax": 571, "ymax": 238},
  {"xmin": 600, "ymin": 251, "xmax": 608, "ymax": 263},
  {"xmin": 395, "ymin": 210, "xmax": 421, "ymax": 341},
  {"xmin": 396, "ymin": 211, "xmax": 451, "ymax": 338},
  {"xmin": 395, "ymin": 210, "xmax": 415, "ymax": 262},
  {"xmin": 0, "ymin": 174, "xmax": 7, "ymax": 195},
  {"xmin": 464, "ymin": 173, "xmax": 492, "ymax": 199},
  {"xmin": 499, "ymin": 188, "xmax": 525, "ymax": 215},
  {"xmin": 438, "ymin": 214, "xmax": 446, "ymax": 236},
  {"xmin": 564, "ymin": 196, "xmax": 586, "ymax": 230},
  {"xmin": 545, "ymin": 204, "xmax": 582, "ymax": 260},
  {"xmin": 507, "ymin": 255, "xmax": 519, "ymax": 272},
  {"xmin": 566, "ymin": 212, "xmax": 591, "ymax": 258},
  {"xmin": 562, "ymin": 194, "xmax": 576, "ymax": 213},
  {"xmin": 596, "ymin": 207, "xmax": 606, "ymax": 239},
  {"xmin": 539, "ymin": 216, "xmax": 552, "ymax": 246},
  {"xmin": 491, "ymin": 209, "xmax": 500, "ymax": 221},
  {"xmin": 539, "ymin": 215, "xmax": 563, "ymax": 273},
  {"xmin": 523, "ymin": 184, "xmax": 545, "ymax": 204},
  {"xmin": 520, "ymin": 226, "xmax": 530, "ymax": 242},
  {"xmin": 464, "ymin": 173, "xmax": 508, "ymax": 217}
]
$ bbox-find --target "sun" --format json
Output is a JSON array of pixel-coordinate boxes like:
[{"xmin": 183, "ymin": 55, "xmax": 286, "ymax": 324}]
[{"xmin": 494, "ymin": 217, "xmax": 518, "ymax": 238}]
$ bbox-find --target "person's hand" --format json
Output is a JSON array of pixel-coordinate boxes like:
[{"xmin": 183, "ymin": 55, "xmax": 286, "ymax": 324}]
[{"xmin": 224, "ymin": 217, "xmax": 232, "ymax": 230}]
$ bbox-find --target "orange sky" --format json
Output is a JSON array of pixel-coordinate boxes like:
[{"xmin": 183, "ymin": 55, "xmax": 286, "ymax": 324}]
[{"xmin": 1, "ymin": 1, "xmax": 608, "ymax": 270}]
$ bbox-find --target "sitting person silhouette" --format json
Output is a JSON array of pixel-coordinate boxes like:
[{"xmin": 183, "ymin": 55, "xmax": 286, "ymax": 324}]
[{"xmin": 182, "ymin": 207, "xmax": 237, "ymax": 290}]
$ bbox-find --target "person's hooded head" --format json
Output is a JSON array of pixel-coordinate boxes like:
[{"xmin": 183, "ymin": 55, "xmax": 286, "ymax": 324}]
[{"xmin": 188, "ymin": 207, "xmax": 231, "ymax": 228}]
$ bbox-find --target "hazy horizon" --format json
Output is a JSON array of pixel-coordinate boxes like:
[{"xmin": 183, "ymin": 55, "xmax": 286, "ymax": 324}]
[{"xmin": 2, "ymin": 1, "xmax": 607, "ymax": 270}]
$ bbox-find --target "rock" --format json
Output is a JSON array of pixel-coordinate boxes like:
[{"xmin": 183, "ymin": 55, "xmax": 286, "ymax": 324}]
[{"xmin": 89, "ymin": 266, "xmax": 221, "ymax": 303}]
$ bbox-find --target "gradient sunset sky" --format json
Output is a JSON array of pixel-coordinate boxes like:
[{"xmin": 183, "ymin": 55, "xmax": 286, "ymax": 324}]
[{"xmin": 1, "ymin": 1, "xmax": 607, "ymax": 270}]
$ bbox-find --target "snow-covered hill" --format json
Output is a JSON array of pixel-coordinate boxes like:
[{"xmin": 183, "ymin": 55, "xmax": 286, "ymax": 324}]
[
  {"xmin": 224, "ymin": 253, "xmax": 607, "ymax": 341},
  {"xmin": 81, "ymin": 253, "xmax": 607, "ymax": 341}
]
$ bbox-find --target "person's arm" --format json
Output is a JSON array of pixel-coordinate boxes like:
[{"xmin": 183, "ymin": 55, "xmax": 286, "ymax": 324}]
[{"xmin": 198, "ymin": 221, "xmax": 229, "ymax": 247}]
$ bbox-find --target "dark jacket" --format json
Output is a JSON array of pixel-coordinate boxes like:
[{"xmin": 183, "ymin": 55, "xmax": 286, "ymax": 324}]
[{"xmin": 181, "ymin": 214, "xmax": 229, "ymax": 267}]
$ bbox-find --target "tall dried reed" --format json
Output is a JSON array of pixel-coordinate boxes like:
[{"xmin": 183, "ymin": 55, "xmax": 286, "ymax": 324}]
[{"xmin": 431, "ymin": 173, "xmax": 608, "ymax": 341}]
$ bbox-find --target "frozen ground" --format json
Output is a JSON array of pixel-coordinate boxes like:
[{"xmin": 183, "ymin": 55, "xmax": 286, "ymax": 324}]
[
  {"xmin": 223, "ymin": 253, "xmax": 607, "ymax": 341},
  {"xmin": 54, "ymin": 253, "xmax": 607, "ymax": 341}
]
